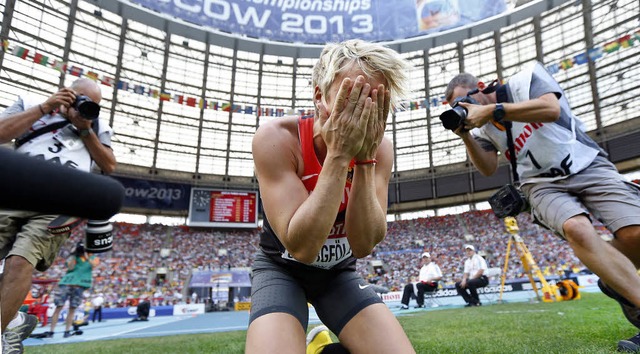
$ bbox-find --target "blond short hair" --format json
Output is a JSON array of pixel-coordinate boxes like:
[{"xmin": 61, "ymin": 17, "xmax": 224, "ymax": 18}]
[{"xmin": 312, "ymin": 39, "xmax": 411, "ymax": 110}]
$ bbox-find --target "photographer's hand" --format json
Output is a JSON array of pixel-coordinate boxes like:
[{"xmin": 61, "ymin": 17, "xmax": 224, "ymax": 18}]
[
  {"xmin": 457, "ymin": 102, "xmax": 493, "ymax": 130},
  {"xmin": 42, "ymin": 88, "xmax": 76, "ymax": 113}
]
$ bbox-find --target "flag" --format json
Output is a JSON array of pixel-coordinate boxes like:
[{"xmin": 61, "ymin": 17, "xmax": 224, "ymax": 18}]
[
  {"xmin": 245, "ymin": 106, "xmax": 253, "ymax": 115},
  {"xmin": 560, "ymin": 58, "xmax": 574, "ymax": 70},
  {"xmin": 100, "ymin": 75, "xmax": 114, "ymax": 86},
  {"xmin": 546, "ymin": 63, "xmax": 560, "ymax": 74},
  {"xmin": 159, "ymin": 92, "xmax": 171, "ymax": 101},
  {"xmin": 635, "ymin": 30, "xmax": 640, "ymax": 42},
  {"xmin": 86, "ymin": 71, "xmax": 99, "ymax": 81},
  {"xmin": 198, "ymin": 98, "xmax": 206, "ymax": 109},
  {"xmin": 150, "ymin": 89, "xmax": 159, "ymax": 98},
  {"xmin": 174, "ymin": 95, "xmax": 184, "ymax": 104},
  {"xmin": 2, "ymin": 39, "xmax": 8, "ymax": 52},
  {"xmin": 33, "ymin": 52, "xmax": 49, "ymax": 66},
  {"xmin": 51, "ymin": 60, "xmax": 67, "ymax": 73},
  {"xmin": 186, "ymin": 97, "xmax": 196, "ymax": 107},
  {"xmin": 618, "ymin": 34, "xmax": 632, "ymax": 48},
  {"xmin": 222, "ymin": 102, "xmax": 231, "ymax": 112},
  {"xmin": 573, "ymin": 52, "xmax": 588, "ymax": 65},
  {"xmin": 12, "ymin": 46, "xmax": 29, "ymax": 59},
  {"xmin": 68, "ymin": 65, "xmax": 83, "ymax": 77},
  {"xmin": 134, "ymin": 85, "xmax": 145, "ymax": 95},
  {"xmin": 116, "ymin": 80, "xmax": 129, "ymax": 91},
  {"xmin": 603, "ymin": 40, "xmax": 620, "ymax": 53},
  {"xmin": 587, "ymin": 47, "xmax": 603, "ymax": 61},
  {"xmin": 276, "ymin": 108, "xmax": 284, "ymax": 117}
]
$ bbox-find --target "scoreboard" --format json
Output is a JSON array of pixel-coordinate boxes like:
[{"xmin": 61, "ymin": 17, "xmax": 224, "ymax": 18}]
[{"xmin": 187, "ymin": 188, "xmax": 259, "ymax": 228}]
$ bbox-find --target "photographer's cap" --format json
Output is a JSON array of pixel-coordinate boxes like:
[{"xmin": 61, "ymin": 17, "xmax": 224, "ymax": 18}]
[
  {"xmin": 464, "ymin": 244, "xmax": 475, "ymax": 251},
  {"xmin": 421, "ymin": 252, "xmax": 430, "ymax": 258}
]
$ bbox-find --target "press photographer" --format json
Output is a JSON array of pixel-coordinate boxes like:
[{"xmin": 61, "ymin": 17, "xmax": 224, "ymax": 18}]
[
  {"xmin": 0, "ymin": 78, "xmax": 116, "ymax": 350},
  {"xmin": 36, "ymin": 241, "xmax": 100, "ymax": 338},
  {"xmin": 444, "ymin": 62, "xmax": 640, "ymax": 351}
]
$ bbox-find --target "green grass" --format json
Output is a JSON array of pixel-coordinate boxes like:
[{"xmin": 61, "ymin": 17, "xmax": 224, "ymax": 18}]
[{"xmin": 27, "ymin": 293, "xmax": 636, "ymax": 354}]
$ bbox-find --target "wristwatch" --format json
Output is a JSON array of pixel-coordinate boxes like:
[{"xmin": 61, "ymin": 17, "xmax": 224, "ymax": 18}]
[
  {"xmin": 78, "ymin": 128, "xmax": 93, "ymax": 138},
  {"xmin": 493, "ymin": 103, "xmax": 506, "ymax": 123}
]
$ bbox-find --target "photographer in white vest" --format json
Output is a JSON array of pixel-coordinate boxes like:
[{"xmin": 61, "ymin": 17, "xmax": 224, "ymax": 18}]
[
  {"xmin": 445, "ymin": 62, "xmax": 640, "ymax": 352},
  {"xmin": 0, "ymin": 78, "xmax": 115, "ymax": 351}
]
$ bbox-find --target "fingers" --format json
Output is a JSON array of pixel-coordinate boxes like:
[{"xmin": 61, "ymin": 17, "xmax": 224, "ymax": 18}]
[
  {"xmin": 330, "ymin": 77, "xmax": 352, "ymax": 119},
  {"xmin": 383, "ymin": 89, "xmax": 390, "ymax": 125},
  {"xmin": 346, "ymin": 77, "xmax": 371, "ymax": 122},
  {"xmin": 359, "ymin": 97, "xmax": 373, "ymax": 133}
]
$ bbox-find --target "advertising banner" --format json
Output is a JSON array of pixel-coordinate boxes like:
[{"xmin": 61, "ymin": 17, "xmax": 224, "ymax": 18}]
[
  {"xmin": 130, "ymin": 0, "xmax": 507, "ymax": 44},
  {"xmin": 114, "ymin": 176, "xmax": 191, "ymax": 211}
]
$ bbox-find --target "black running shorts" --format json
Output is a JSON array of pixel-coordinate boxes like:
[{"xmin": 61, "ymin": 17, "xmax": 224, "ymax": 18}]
[{"xmin": 248, "ymin": 250, "xmax": 383, "ymax": 335}]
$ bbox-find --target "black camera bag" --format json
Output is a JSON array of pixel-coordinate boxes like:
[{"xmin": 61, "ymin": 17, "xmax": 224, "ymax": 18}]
[{"xmin": 489, "ymin": 120, "xmax": 529, "ymax": 218}]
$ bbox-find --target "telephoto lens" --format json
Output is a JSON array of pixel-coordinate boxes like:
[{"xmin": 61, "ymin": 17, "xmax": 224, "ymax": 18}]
[
  {"xmin": 74, "ymin": 95, "xmax": 100, "ymax": 120},
  {"xmin": 85, "ymin": 220, "xmax": 114, "ymax": 253}
]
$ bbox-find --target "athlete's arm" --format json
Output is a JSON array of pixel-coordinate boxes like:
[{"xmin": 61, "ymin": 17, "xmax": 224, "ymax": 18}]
[
  {"xmin": 252, "ymin": 120, "xmax": 350, "ymax": 265},
  {"xmin": 345, "ymin": 137, "xmax": 392, "ymax": 258}
]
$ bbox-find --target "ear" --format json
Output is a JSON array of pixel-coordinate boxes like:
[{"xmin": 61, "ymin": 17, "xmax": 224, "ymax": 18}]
[{"xmin": 313, "ymin": 85, "xmax": 323, "ymax": 106}]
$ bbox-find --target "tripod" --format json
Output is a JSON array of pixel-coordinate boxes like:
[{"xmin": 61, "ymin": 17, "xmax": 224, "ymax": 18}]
[{"xmin": 498, "ymin": 216, "xmax": 559, "ymax": 303}]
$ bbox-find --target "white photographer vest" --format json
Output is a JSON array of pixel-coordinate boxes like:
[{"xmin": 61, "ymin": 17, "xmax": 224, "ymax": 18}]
[
  {"xmin": 472, "ymin": 62, "xmax": 600, "ymax": 184},
  {"xmin": 16, "ymin": 97, "xmax": 110, "ymax": 172}
]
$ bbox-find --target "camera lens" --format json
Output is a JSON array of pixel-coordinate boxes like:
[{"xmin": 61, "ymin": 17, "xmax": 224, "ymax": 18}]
[
  {"xmin": 439, "ymin": 106, "xmax": 467, "ymax": 130},
  {"xmin": 74, "ymin": 95, "xmax": 100, "ymax": 120}
]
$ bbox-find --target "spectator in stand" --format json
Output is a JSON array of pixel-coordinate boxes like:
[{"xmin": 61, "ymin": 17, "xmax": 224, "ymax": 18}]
[
  {"xmin": 455, "ymin": 245, "xmax": 488, "ymax": 307},
  {"xmin": 400, "ymin": 252, "xmax": 442, "ymax": 309}
]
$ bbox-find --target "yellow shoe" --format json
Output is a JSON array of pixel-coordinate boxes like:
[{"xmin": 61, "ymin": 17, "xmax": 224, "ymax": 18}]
[{"xmin": 306, "ymin": 325, "xmax": 333, "ymax": 354}]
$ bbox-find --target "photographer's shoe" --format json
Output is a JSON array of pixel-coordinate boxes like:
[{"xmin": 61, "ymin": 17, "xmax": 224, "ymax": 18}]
[
  {"xmin": 3, "ymin": 313, "xmax": 38, "ymax": 353},
  {"xmin": 5, "ymin": 313, "xmax": 38, "ymax": 342},
  {"xmin": 2, "ymin": 333, "xmax": 23, "ymax": 354},
  {"xmin": 598, "ymin": 280, "xmax": 640, "ymax": 329},
  {"xmin": 618, "ymin": 332, "xmax": 640, "ymax": 352},
  {"xmin": 306, "ymin": 325, "xmax": 332, "ymax": 354}
]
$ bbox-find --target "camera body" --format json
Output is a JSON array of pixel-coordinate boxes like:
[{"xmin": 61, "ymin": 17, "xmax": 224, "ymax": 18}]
[
  {"xmin": 439, "ymin": 95, "xmax": 479, "ymax": 131},
  {"xmin": 488, "ymin": 184, "xmax": 529, "ymax": 219},
  {"xmin": 73, "ymin": 95, "xmax": 100, "ymax": 120},
  {"xmin": 75, "ymin": 241, "xmax": 85, "ymax": 257}
]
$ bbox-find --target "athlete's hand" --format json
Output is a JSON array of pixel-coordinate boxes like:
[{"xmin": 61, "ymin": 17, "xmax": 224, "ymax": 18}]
[
  {"xmin": 355, "ymin": 84, "xmax": 389, "ymax": 161},
  {"xmin": 321, "ymin": 75, "xmax": 374, "ymax": 160}
]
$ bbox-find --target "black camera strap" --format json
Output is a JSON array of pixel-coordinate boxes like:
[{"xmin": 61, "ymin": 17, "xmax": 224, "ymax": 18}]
[
  {"xmin": 504, "ymin": 120, "xmax": 520, "ymax": 185},
  {"xmin": 14, "ymin": 120, "xmax": 70, "ymax": 148}
]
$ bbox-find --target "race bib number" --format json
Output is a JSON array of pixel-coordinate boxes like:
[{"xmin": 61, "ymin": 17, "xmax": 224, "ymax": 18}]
[{"xmin": 281, "ymin": 222, "xmax": 352, "ymax": 269}]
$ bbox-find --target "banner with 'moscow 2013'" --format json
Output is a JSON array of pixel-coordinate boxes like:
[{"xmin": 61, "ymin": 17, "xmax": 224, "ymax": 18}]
[{"xmin": 129, "ymin": 0, "xmax": 507, "ymax": 44}]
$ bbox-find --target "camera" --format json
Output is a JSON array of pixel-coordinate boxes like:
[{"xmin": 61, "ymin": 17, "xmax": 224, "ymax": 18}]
[
  {"xmin": 73, "ymin": 95, "xmax": 100, "ymax": 120},
  {"xmin": 75, "ymin": 241, "xmax": 85, "ymax": 257},
  {"xmin": 488, "ymin": 184, "xmax": 529, "ymax": 219},
  {"xmin": 439, "ymin": 95, "xmax": 479, "ymax": 131},
  {"xmin": 84, "ymin": 220, "xmax": 114, "ymax": 253}
]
